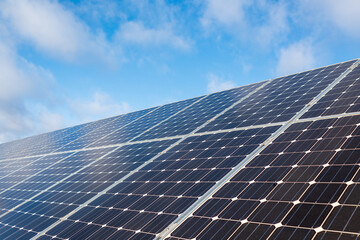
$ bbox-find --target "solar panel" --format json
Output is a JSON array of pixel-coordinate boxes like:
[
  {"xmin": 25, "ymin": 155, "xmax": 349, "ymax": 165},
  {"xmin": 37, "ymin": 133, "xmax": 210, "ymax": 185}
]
[
  {"xmin": 168, "ymin": 115, "xmax": 360, "ymax": 239},
  {"xmin": 132, "ymin": 82, "xmax": 264, "ymax": 141},
  {"xmin": 0, "ymin": 59, "xmax": 359, "ymax": 240},
  {"xmin": 197, "ymin": 60, "xmax": 356, "ymax": 132},
  {"xmin": 89, "ymin": 97, "xmax": 202, "ymax": 147},
  {"xmin": 302, "ymin": 64, "xmax": 360, "ymax": 118}
]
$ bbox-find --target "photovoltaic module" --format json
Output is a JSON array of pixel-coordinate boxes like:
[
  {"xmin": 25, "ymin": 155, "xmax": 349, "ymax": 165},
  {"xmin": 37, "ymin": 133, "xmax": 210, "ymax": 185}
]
[{"xmin": 0, "ymin": 59, "xmax": 359, "ymax": 240}]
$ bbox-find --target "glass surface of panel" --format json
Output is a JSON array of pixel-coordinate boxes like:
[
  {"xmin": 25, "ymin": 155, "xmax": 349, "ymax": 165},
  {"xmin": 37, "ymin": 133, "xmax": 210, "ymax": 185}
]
[
  {"xmin": 302, "ymin": 63, "xmax": 360, "ymax": 118},
  {"xmin": 132, "ymin": 82, "xmax": 263, "ymax": 141},
  {"xmin": 170, "ymin": 115, "xmax": 360, "ymax": 240},
  {"xmin": 0, "ymin": 140, "xmax": 175, "ymax": 239},
  {"xmin": 41, "ymin": 126, "xmax": 278, "ymax": 239},
  {"xmin": 89, "ymin": 97, "xmax": 200, "ymax": 147},
  {"xmin": 198, "ymin": 60, "xmax": 356, "ymax": 133}
]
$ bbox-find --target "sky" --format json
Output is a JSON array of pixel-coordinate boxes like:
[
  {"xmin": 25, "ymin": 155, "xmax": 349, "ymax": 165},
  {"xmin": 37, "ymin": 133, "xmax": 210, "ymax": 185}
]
[{"xmin": 0, "ymin": 0, "xmax": 360, "ymax": 143}]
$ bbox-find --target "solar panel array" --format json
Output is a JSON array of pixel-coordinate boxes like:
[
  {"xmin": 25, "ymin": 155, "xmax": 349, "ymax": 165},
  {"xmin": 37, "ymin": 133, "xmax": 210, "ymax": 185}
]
[{"xmin": 0, "ymin": 59, "xmax": 359, "ymax": 240}]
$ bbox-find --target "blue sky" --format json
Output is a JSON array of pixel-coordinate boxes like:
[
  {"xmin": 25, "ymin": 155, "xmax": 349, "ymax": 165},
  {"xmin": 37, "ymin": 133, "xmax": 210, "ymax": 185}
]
[{"xmin": 0, "ymin": 0, "xmax": 360, "ymax": 142}]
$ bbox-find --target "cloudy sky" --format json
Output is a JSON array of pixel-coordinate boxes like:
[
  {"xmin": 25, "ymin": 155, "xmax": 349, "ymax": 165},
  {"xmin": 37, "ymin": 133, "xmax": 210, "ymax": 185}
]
[{"xmin": 0, "ymin": 0, "xmax": 359, "ymax": 143}]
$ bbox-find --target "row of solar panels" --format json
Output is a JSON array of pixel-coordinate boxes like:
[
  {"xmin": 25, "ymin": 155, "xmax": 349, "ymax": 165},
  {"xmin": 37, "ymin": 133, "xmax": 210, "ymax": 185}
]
[
  {"xmin": 1, "ymin": 60, "xmax": 359, "ymax": 160},
  {"xmin": 0, "ymin": 59, "xmax": 359, "ymax": 239}
]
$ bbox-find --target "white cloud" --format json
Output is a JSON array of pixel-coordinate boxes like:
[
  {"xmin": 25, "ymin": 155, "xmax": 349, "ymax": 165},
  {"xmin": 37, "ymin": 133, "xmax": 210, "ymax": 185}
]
[
  {"xmin": 0, "ymin": 0, "xmax": 115, "ymax": 62},
  {"xmin": 0, "ymin": 0, "xmax": 193, "ymax": 143},
  {"xmin": 0, "ymin": 40, "xmax": 58, "ymax": 142},
  {"xmin": 255, "ymin": 1, "xmax": 288, "ymax": 47},
  {"xmin": 201, "ymin": 0, "xmax": 248, "ymax": 27},
  {"xmin": 200, "ymin": 0, "xmax": 289, "ymax": 47},
  {"xmin": 276, "ymin": 41, "xmax": 316, "ymax": 75},
  {"xmin": 299, "ymin": 0, "xmax": 360, "ymax": 38},
  {"xmin": 0, "ymin": 39, "xmax": 127, "ymax": 143},
  {"xmin": 0, "ymin": 42, "xmax": 54, "ymax": 102},
  {"xmin": 37, "ymin": 108, "xmax": 64, "ymax": 133},
  {"xmin": 117, "ymin": 21, "xmax": 190, "ymax": 50},
  {"xmin": 69, "ymin": 91, "xmax": 131, "ymax": 123},
  {"xmin": 207, "ymin": 73, "xmax": 237, "ymax": 93}
]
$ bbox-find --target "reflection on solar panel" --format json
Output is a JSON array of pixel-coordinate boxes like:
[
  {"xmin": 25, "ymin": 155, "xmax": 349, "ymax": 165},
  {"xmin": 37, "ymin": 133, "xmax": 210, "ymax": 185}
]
[{"xmin": 0, "ymin": 59, "xmax": 359, "ymax": 240}]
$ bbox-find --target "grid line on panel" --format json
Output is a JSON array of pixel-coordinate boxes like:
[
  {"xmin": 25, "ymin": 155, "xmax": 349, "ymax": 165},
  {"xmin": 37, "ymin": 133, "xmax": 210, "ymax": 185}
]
[
  {"xmin": 0, "ymin": 157, "xmax": 40, "ymax": 181},
  {"xmin": 31, "ymin": 139, "xmax": 184, "ymax": 239},
  {"xmin": 131, "ymin": 81, "xmax": 267, "ymax": 142},
  {"xmin": 0, "ymin": 95, "xmax": 200, "ymax": 160},
  {"xmin": 31, "ymin": 79, "xmax": 271, "ymax": 239},
  {"xmin": 0, "ymin": 147, "xmax": 117, "ymax": 220},
  {"xmin": 0, "ymin": 59, "xmax": 358, "ymax": 240},
  {"xmin": 14, "ymin": 115, "xmax": 120, "ymax": 158},
  {"xmin": 309, "ymin": 152, "xmax": 360, "ymax": 239},
  {"xmin": 302, "ymin": 59, "xmax": 360, "ymax": 119},
  {"xmin": 11, "ymin": 105, "xmax": 162, "ymax": 160},
  {"xmin": 4, "ymin": 109, "xmax": 360, "ymax": 171},
  {"xmin": 119, "ymin": 96, "xmax": 207, "ymax": 143},
  {"xmin": 0, "ymin": 124, "xmax": 80, "ymax": 158},
  {"xmin": 0, "ymin": 125, "xmax": 79, "ymax": 160},
  {"xmin": 0, "ymin": 120, "xmax": 287, "ymax": 166},
  {"xmin": 50, "ymin": 106, "xmax": 162, "ymax": 153},
  {"xmin": 261, "ymin": 119, "xmax": 360, "ymax": 240},
  {"xmin": 156, "ymin": 59, "xmax": 360, "ymax": 239},
  {"xmin": 61, "ymin": 96, "xmax": 205, "ymax": 151},
  {"xmin": 203, "ymin": 60, "xmax": 358, "ymax": 134},
  {"xmin": 45, "ymin": 109, "xmax": 360, "ymax": 157},
  {"xmin": 166, "ymin": 102, "xmax": 360, "ymax": 240},
  {"xmin": 0, "ymin": 106, "xmax": 165, "ymax": 163},
  {"xmin": 306, "ymin": 59, "xmax": 360, "ymax": 106},
  {"xmin": 0, "ymin": 139, "xmax": 180, "ymax": 240},
  {"xmin": 0, "ymin": 153, "xmax": 73, "ymax": 197}
]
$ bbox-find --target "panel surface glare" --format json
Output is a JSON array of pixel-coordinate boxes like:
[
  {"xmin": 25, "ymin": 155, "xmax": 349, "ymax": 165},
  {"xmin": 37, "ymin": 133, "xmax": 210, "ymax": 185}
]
[
  {"xmin": 89, "ymin": 97, "xmax": 200, "ymax": 147},
  {"xmin": 0, "ymin": 140, "xmax": 175, "ymax": 240},
  {"xmin": 41, "ymin": 126, "xmax": 278, "ymax": 239},
  {"xmin": 132, "ymin": 82, "xmax": 263, "ymax": 141},
  {"xmin": 198, "ymin": 60, "xmax": 356, "ymax": 132},
  {"xmin": 55, "ymin": 107, "xmax": 157, "ymax": 152}
]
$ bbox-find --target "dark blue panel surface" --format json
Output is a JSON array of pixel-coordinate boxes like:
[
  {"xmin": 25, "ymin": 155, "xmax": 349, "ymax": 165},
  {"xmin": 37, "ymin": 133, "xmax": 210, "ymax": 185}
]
[
  {"xmin": 40, "ymin": 126, "xmax": 278, "ymax": 239},
  {"xmin": 170, "ymin": 115, "xmax": 360, "ymax": 240},
  {"xmin": 302, "ymin": 63, "xmax": 360, "ymax": 118},
  {"xmin": 0, "ymin": 140, "xmax": 176, "ymax": 239},
  {"xmin": 198, "ymin": 60, "xmax": 356, "ymax": 133},
  {"xmin": 90, "ymin": 97, "xmax": 201, "ymax": 147},
  {"xmin": 56, "ymin": 107, "xmax": 156, "ymax": 152},
  {"xmin": 132, "ymin": 82, "xmax": 263, "ymax": 141}
]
